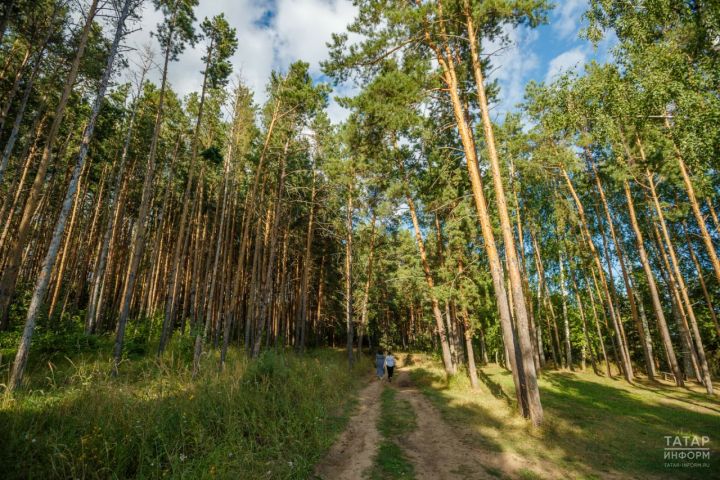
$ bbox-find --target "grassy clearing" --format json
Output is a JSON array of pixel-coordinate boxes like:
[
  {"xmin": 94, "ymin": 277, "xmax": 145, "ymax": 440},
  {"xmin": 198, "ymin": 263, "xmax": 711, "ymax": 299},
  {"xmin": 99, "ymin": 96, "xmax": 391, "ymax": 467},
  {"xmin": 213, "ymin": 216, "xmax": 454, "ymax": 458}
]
[
  {"xmin": 0, "ymin": 343, "xmax": 367, "ymax": 479},
  {"xmin": 409, "ymin": 355, "xmax": 720, "ymax": 479},
  {"xmin": 367, "ymin": 387, "xmax": 416, "ymax": 480}
]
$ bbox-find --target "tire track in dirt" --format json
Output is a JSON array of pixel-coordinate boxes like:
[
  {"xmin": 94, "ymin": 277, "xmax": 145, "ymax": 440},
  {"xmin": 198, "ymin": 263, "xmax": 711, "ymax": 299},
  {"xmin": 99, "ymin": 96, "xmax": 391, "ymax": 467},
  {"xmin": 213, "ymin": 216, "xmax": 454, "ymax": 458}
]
[
  {"xmin": 314, "ymin": 376, "xmax": 383, "ymax": 480},
  {"xmin": 315, "ymin": 366, "xmax": 561, "ymax": 480}
]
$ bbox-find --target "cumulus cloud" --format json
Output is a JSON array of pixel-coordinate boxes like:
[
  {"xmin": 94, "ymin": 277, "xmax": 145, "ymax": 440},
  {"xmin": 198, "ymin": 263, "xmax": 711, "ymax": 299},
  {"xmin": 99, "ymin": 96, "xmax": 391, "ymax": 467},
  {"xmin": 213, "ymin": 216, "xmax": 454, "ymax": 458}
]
[
  {"xmin": 552, "ymin": 0, "xmax": 588, "ymax": 40},
  {"xmin": 545, "ymin": 47, "xmax": 587, "ymax": 82},
  {"xmin": 483, "ymin": 25, "xmax": 540, "ymax": 118},
  {"xmin": 125, "ymin": 0, "xmax": 356, "ymax": 123}
]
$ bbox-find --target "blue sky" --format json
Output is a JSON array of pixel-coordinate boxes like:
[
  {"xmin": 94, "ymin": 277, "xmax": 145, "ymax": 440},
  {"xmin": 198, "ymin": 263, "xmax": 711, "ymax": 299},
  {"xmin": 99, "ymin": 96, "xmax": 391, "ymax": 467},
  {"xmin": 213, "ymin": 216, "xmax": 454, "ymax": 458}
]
[{"xmin": 128, "ymin": 0, "xmax": 616, "ymax": 123}]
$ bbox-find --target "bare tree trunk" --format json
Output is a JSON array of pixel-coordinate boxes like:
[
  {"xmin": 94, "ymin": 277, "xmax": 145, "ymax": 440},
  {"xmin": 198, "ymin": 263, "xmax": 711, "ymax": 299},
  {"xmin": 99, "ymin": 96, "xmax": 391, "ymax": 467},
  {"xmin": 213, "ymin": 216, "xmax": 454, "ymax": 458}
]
[
  {"xmin": 684, "ymin": 221, "xmax": 720, "ymax": 338},
  {"xmin": 402, "ymin": 170, "xmax": 454, "ymax": 375},
  {"xmin": 345, "ymin": 189, "xmax": 355, "ymax": 369},
  {"xmin": 666, "ymin": 117, "xmax": 720, "ymax": 283},
  {"xmin": 623, "ymin": 179, "xmax": 683, "ymax": 386},
  {"xmin": 86, "ymin": 57, "xmax": 150, "ymax": 333},
  {"xmin": 0, "ymin": 32, "xmax": 51, "ymax": 184},
  {"xmin": 0, "ymin": 0, "xmax": 99, "ymax": 322},
  {"xmin": 561, "ymin": 168, "xmax": 633, "ymax": 381},
  {"xmin": 422, "ymin": 2, "xmax": 528, "ymax": 418},
  {"xmin": 651, "ymin": 221, "xmax": 702, "ymax": 383},
  {"xmin": 48, "ymin": 161, "xmax": 92, "ymax": 317},
  {"xmin": 9, "ymin": 0, "xmax": 135, "ymax": 389},
  {"xmin": 296, "ymin": 166, "xmax": 317, "ymax": 353},
  {"xmin": 457, "ymin": 259, "xmax": 479, "ymax": 389},
  {"xmin": 356, "ymin": 211, "xmax": 376, "ymax": 357},
  {"xmin": 461, "ymin": 0, "xmax": 541, "ymax": 424},
  {"xmin": 592, "ymin": 163, "xmax": 654, "ymax": 379},
  {"xmin": 646, "ymin": 167, "xmax": 712, "ymax": 394},
  {"xmin": 558, "ymin": 249, "xmax": 573, "ymax": 370}
]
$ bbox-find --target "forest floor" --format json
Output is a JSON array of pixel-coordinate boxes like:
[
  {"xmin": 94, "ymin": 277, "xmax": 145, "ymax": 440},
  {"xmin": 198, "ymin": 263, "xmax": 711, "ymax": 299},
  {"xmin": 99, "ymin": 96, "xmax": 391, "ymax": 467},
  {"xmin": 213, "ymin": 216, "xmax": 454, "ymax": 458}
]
[
  {"xmin": 314, "ymin": 354, "xmax": 720, "ymax": 480},
  {"xmin": 0, "ymin": 344, "xmax": 370, "ymax": 479}
]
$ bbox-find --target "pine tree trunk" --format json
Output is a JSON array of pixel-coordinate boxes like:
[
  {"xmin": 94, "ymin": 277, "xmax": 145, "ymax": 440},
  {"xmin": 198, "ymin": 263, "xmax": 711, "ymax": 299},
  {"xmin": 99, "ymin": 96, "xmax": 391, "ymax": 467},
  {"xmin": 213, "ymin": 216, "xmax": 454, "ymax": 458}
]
[
  {"xmin": 0, "ymin": 0, "xmax": 99, "ymax": 322},
  {"xmin": 651, "ymin": 222, "xmax": 702, "ymax": 383},
  {"xmin": 622, "ymin": 179, "xmax": 683, "ymax": 386},
  {"xmin": 457, "ymin": 259, "xmax": 479, "ymax": 389},
  {"xmin": 0, "ymin": 35, "xmax": 50, "ymax": 184},
  {"xmin": 401, "ymin": 165, "xmax": 454, "ymax": 375},
  {"xmin": 345, "ymin": 189, "xmax": 355, "ymax": 369},
  {"xmin": 9, "ymin": 0, "xmax": 133, "ymax": 389},
  {"xmin": 461, "ymin": 1, "xmax": 541, "ymax": 424},
  {"xmin": 646, "ymin": 168, "xmax": 713, "ymax": 394},
  {"xmin": 561, "ymin": 168, "xmax": 633, "ymax": 381},
  {"xmin": 592, "ymin": 163, "xmax": 654, "ymax": 379},
  {"xmin": 422, "ymin": 2, "xmax": 529, "ymax": 418},
  {"xmin": 356, "ymin": 212, "xmax": 376, "ymax": 357},
  {"xmin": 684, "ymin": 222, "xmax": 720, "ymax": 338},
  {"xmin": 558, "ymin": 250, "xmax": 573, "ymax": 370},
  {"xmin": 665, "ymin": 117, "xmax": 720, "ymax": 284}
]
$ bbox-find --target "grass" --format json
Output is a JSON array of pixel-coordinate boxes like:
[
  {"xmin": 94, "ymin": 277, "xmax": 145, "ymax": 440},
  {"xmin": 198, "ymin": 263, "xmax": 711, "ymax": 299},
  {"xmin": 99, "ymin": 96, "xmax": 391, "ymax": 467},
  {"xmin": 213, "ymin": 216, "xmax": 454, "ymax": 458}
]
[
  {"xmin": 409, "ymin": 355, "xmax": 720, "ymax": 479},
  {"xmin": 367, "ymin": 387, "xmax": 416, "ymax": 480},
  {"xmin": 0, "ymin": 341, "xmax": 368, "ymax": 479}
]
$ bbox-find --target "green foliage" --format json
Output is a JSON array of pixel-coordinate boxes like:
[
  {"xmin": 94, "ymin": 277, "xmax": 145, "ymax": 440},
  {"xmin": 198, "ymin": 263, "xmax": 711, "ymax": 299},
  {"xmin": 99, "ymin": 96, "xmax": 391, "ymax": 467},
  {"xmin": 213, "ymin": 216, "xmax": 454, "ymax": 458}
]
[
  {"xmin": 411, "ymin": 356, "xmax": 720, "ymax": 479},
  {"xmin": 199, "ymin": 14, "xmax": 238, "ymax": 89},
  {"xmin": 0, "ymin": 348, "xmax": 365, "ymax": 479}
]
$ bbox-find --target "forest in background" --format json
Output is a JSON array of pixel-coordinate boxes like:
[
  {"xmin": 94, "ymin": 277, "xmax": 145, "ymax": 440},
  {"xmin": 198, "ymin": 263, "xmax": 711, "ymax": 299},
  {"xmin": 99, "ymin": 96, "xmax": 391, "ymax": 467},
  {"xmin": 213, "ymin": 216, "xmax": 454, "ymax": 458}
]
[{"xmin": 0, "ymin": 0, "xmax": 718, "ymax": 447}]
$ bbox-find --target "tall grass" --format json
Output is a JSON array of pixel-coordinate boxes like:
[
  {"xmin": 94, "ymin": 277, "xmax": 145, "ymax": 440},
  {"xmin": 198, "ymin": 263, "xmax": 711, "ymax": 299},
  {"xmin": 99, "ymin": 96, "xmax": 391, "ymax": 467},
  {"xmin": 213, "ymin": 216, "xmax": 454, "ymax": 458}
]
[{"xmin": 1, "ymin": 346, "xmax": 367, "ymax": 479}]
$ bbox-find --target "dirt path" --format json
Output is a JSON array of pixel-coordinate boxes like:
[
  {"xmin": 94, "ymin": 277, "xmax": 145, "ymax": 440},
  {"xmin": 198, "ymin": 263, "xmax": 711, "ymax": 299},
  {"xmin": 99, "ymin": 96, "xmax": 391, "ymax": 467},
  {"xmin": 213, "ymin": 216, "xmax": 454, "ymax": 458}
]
[
  {"xmin": 313, "ymin": 375, "xmax": 383, "ymax": 480},
  {"xmin": 315, "ymin": 366, "xmax": 562, "ymax": 480},
  {"xmin": 394, "ymin": 369, "xmax": 558, "ymax": 480}
]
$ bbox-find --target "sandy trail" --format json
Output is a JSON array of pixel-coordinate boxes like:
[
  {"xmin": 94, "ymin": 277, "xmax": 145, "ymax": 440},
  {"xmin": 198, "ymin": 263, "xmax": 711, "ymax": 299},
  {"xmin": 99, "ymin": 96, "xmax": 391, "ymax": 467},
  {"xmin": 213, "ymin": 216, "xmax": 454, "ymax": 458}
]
[
  {"xmin": 315, "ymin": 367, "xmax": 560, "ymax": 480},
  {"xmin": 394, "ymin": 369, "xmax": 559, "ymax": 480},
  {"xmin": 313, "ymin": 375, "xmax": 383, "ymax": 480}
]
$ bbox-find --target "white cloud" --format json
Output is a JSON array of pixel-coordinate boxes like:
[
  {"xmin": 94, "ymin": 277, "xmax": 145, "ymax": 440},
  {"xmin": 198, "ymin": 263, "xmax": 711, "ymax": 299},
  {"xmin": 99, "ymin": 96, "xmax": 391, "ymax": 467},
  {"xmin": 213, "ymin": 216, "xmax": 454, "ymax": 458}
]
[
  {"xmin": 552, "ymin": 0, "xmax": 588, "ymax": 40},
  {"xmin": 124, "ymin": 0, "xmax": 356, "ymax": 123},
  {"xmin": 483, "ymin": 25, "xmax": 540, "ymax": 118},
  {"xmin": 545, "ymin": 47, "xmax": 586, "ymax": 82},
  {"xmin": 274, "ymin": 0, "xmax": 356, "ymax": 75}
]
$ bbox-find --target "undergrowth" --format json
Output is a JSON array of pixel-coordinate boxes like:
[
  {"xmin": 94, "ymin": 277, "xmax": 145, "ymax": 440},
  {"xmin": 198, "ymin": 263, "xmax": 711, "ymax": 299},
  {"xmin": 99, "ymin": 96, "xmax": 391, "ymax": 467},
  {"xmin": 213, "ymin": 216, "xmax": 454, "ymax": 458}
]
[{"xmin": 0, "ymin": 344, "xmax": 367, "ymax": 479}]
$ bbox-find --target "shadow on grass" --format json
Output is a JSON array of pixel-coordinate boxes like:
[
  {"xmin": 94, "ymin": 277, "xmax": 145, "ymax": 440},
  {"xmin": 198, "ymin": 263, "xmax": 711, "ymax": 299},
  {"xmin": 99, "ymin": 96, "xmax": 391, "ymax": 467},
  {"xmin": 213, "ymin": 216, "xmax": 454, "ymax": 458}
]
[
  {"xmin": 477, "ymin": 368, "xmax": 513, "ymax": 406},
  {"xmin": 412, "ymin": 364, "xmax": 720, "ymax": 479},
  {"xmin": 0, "ymin": 348, "xmax": 366, "ymax": 480}
]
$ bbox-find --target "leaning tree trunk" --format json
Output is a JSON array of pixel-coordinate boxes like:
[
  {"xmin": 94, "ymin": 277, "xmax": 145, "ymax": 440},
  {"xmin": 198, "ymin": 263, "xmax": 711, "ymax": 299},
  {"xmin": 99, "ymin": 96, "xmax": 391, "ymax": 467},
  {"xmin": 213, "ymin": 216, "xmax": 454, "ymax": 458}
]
[
  {"xmin": 422, "ymin": 4, "xmax": 528, "ymax": 418},
  {"xmin": 9, "ymin": 0, "xmax": 135, "ymax": 389},
  {"xmin": 462, "ymin": 2, "xmax": 541, "ymax": 424},
  {"xmin": 561, "ymin": 168, "xmax": 633, "ymax": 382},
  {"xmin": 665, "ymin": 117, "xmax": 720, "ymax": 284},
  {"xmin": 684, "ymin": 221, "xmax": 720, "ymax": 338},
  {"xmin": 0, "ymin": 31, "xmax": 52, "ymax": 184},
  {"xmin": 623, "ymin": 179, "xmax": 684, "ymax": 386},
  {"xmin": 591, "ymin": 163, "xmax": 654, "ymax": 379},
  {"xmin": 646, "ymin": 167, "xmax": 713, "ymax": 394},
  {"xmin": 0, "ymin": 0, "xmax": 99, "ymax": 323},
  {"xmin": 86, "ymin": 59, "xmax": 150, "ymax": 333}
]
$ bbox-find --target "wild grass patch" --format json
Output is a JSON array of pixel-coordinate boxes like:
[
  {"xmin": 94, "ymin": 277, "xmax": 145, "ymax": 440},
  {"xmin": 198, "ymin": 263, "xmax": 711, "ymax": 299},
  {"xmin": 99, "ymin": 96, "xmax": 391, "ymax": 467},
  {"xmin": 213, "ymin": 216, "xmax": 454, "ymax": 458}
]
[{"xmin": 1, "ymin": 346, "xmax": 366, "ymax": 479}]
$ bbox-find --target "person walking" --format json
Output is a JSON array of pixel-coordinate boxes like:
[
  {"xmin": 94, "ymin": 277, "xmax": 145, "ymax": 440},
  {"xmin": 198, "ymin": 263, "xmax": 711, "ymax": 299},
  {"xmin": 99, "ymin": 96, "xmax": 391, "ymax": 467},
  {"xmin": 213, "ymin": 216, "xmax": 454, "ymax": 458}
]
[
  {"xmin": 385, "ymin": 351, "xmax": 396, "ymax": 382},
  {"xmin": 375, "ymin": 350, "xmax": 385, "ymax": 380}
]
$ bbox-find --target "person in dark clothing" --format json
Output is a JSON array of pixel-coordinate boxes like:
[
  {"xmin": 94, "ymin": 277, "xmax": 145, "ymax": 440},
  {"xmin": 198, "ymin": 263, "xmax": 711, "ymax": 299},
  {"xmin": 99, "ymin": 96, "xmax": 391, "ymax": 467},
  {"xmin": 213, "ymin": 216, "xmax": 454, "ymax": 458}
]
[{"xmin": 385, "ymin": 351, "xmax": 396, "ymax": 382}]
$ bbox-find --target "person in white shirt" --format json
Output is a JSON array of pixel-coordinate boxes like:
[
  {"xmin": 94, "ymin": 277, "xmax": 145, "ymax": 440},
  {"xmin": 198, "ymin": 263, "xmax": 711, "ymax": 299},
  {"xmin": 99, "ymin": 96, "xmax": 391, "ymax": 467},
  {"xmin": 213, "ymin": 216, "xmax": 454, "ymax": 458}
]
[{"xmin": 385, "ymin": 352, "xmax": 396, "ymax": 382}]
